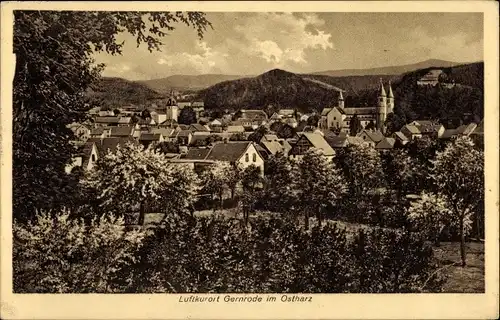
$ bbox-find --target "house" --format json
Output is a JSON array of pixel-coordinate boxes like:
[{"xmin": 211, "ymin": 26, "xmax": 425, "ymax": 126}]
[
  {"xmin": 68, "ymin": 123, "xmax": 91, "ymax": 142},
  {"xmin": 417, "ymin": 69, "xmax": 443, "ymax": 86},
  {"xmin": 89, "ymin": 107, "xmax": 101, "ymax": 115},
  {"xmin": 284, "ymin": 117, "xmax": 298, "ymax": 128},
  {"xmin": 98, "ymin": 110, "xmax": 115, "ymax": 117},
  {"xmin": 226, "ymin": 125, "xmax": 245, "ymax": 133},
  {"xmin": 346, "ymin": 136, "xmax": 367, "ymax": 146},
  {"xmin": 177, "ymin": 130, "xmax": 193, "ymax": 146},
  {"xmin": 289, "ymin": 132, "xmax": 335, "ymax": 160},
  {"xmin": 278, "ymin": 109, "xmax": 296, "ymax": 118},
  {"xmin": 94, "ymin": 116, "xmax": 120, "ymax": 127},
  {"xmin": 90, "ymin": 127, "xmax": 110, "ymax": 139},
  {"xmin": 375, "ymin": 137, "xmax": 396, "ymax": 150},
  {"xmin": 184, "ymin": 147, "xmax": 212, "ymax": 160},
  {"xmin": 210, "ymin": 119, "xmax": 223, "ymax": 127},
  {"xmin": 409, "ymin": 120, "xmax": 445, "ymax": 138},
  {"xmin": 393, "ymin": 131, "xmax": 410, "ymax": 145},
  {"xmin": 151, "ymin": 110, "xmax": 168, "ymax": 125},
  {"xmin": 139, "ymin": 133, "xmax": 164, "ymax": 148},
  {"xmin": 206, "ymin": 141, "xmax": 265, "ymax": 175},
  {"xmin": 88, "ymin": 137, "xmax": 138, "ymax": 156},
  {"xmin": 137, "ymin": 117, "xmax": 156, "ymax": 127},
  {"xmin": 189, "ymin": 123, "xmax": 210, "ymax": 133},
  {"xmin": 109, "ymin": 126, "xmax": 134, "ymax": 138},
  {"xmin": 325, "ymin": 135, "xmax": 349, "ymax": 149},
  {"xmin": 455, "ymin": 123, "xmax": 478, "ymax": 137},
  {"xmin": 65, "ymin": 141, "xmax": 99, "ymax": 174},
  {"xmin": 151, "ymin": 128, "xmax": 176, "ymax": 141},
  {"xmin": 240, "ymin": 109, "xmax": 268, "ymax": 123},
  {"xmin": 189, "ymin": 133, "xmax": 211, "ymax": 146},
  {"xmin": 400, "ymin": 124, "xmax": 422, "ymax": 140},
  {"xmin": 357, "ymin": 129, "xmax": 385, "ymax": 146},
  {"xmin": 260, "ymin": 140, "xmax": 286, "ymax": 157},
  {"xmin": 118, "ymin": 117, "xmax": 132, "ymax": 126}
]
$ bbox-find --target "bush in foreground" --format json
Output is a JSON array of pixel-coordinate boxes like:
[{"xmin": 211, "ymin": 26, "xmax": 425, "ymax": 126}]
[{"xmin": 13, "ymin": 211, "xmax": 445, "ymax": 293}]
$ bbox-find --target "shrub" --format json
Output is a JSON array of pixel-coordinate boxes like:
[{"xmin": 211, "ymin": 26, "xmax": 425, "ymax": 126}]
[
  {"xmin": 13, "ymin": 210, "xmax": 146, "ymax": 293},
  {"xmin": 130, "ymin": 215, "xmax": 445, "ymax": 293}
]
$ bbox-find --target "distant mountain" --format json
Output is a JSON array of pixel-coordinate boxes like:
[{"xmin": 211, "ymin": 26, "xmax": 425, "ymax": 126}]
[
  {"xmin": 311, "ymin": 59, "xmax": 465, "ymax": 77},
  {"xmin": 138, "ymin": 74, "xmax": 245, "ymax": 93},
  {"xmin": 87, "ymin": 77, "xmax": 165, "ymax": 108},
  {"xmin": 135, "ymin": 59, "xmax": 470, "ymax": 94},
  {"xmin": 198, "ymin": 69, "xmax": 346, "ymax": 113}
]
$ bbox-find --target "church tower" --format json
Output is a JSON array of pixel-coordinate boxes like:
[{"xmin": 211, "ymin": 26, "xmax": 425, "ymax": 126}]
[
  {"xmin": 338, "ymin": 90, "xmax": 344, "ymax": 109},
  {"xmin": 387, "ymin": 81, "xmax": 394, "ymax": 114},
  {"xmin": 165, "ymin": 90, "xmax": 179, "ymax": 122},
  {"xmin": 376, "ymin": 79, "xmax": 387, "ymax": 131}
]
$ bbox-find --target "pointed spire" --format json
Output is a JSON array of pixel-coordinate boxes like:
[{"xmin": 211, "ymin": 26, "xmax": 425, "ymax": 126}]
[
  {"xmin": 379, "ymin": 78, "xmax": 386, "ymax": 97},
  {"xmin": 388, "ymin": 80, "xmax": 394, "ymax": 98},
  {"xmin": 339, "ymin": 90, "xmax": 344, "ymax": 100}
]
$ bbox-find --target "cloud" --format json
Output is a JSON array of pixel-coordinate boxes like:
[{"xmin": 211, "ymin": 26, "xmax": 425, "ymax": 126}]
[
  {"xmin": 156, "ymin": 40, "xmax": 229, "ymax": 74},
  {"xmin": 234, "ymin": 13, "xmax": 333, "ymax": 67}
]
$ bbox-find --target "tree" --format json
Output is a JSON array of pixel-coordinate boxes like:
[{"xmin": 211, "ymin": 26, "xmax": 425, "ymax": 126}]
[
  {"xmin": 381, "ymin": 148, "xmax": 419, "ymax": 198},
  {"xmin": 365, "ymin": 120, "xmax": 376, "ymax": 131},
  {"xmin": 13, "ymin": 210, "xmax": 146, "ymax": 293},
  {"xmin": 295, "ymin": 149, "xmax": 347, "ymax": 228},
  {"xmin": 13, "ymin": 11, "xmax": 212, "ymax": 220},
  {"xmin": 82, "ymin": 142, "xmax": 199, "ymax": 225},
  {"xmin": 408, "ymin": 192, "xmax": 454, "ymax": 246},
  {"xmin": 349, "ymin": 114, "xmax": 362, "ymax": 136},
  {"xmin": 229, "ymin": 132, "xmax": 247, "ymax": 141},
  {"xmin": 200, "ymin": 161, "xmax": 234, "ymax": 212},
  {"xmin": 141, "ymin": 109, "xmax": 151, "ymax": 119},
  {"xmin": 240, "ymin": 165, "xmax": 264, "ymax": 225},
  {"xmin": 263, "ymin": 153, "xmax": 297, "ymax": 215},
  {"xmin": 178, "ymin": 106, "xmax": 197, "ymax": 125},
  {"xmin": 155, "ymin": 141, "xmax": 180, "ymax": 154},
  {"xmin": 248, "ymin": 125, "xmax": 269, "ymax": 143},
  {"xmin": 113, "ymin": 108, "xmax": 121, "ymax": 116},
  {"xmin": 306, "ymin": 114, "xmax": 320, "ymax": 126},
  {"xmin": 337, "ymin": 144, "xmax": 384, "ymax": 199},
  {"xmin": 431, "ymin": 137, "xmax": 484, "ymax": 266}
]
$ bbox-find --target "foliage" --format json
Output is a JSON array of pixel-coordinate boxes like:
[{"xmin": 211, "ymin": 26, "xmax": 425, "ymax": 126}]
[
  {"xmin": 380, "ymin": 148, "xmax": 420, "ymax": 197},
  {"xmin": 229, "ymin": 132, "xmax": 247, "ymax": 141},
  {"xmin": 349, "ymin": 114, "xmax": 362, "ymax": 136},
  {"xmin": 13, "ymin": 210, "xmax": 146, "ymax": 293},
  {"xmin": 408, "ymin": 192, "xmax": 455, "ymax": 245},
  {"xmin": 248, "ymin": 126, "xmax": 269, "ymax": 144},
  {"xmin": 130, "ymin": 215, "xmax": 444, "ymax": 293},
  {"xmin": 13, "ymin": 11, "xmax": 212, "ymax": 221},
  {"xmin": 178, "ymin": 106, "xmax": 197, "ymax": 125},
  {"xmin": 155, "ymin": 141, "xmax": 180, "ymax": 154},
  {"xmin": 262, "ymin": 153, "xmax": 297, "ymax": 213},
  {"xmin": 239, "ymin": 165, "xmax": 264, "ymax": 225},
  {"xmin": 82, "ymin": 142, "xmax": 199, "ymax": 224},
  {"xmin": 295, "ymin": 149, "xmax": 347, "ymax": 226},
  {"xmin": 270, "ymin": 122, "xmax": 296, "ymax": 139},
  {"xmin": 199, "ymin": 161, "xmax": 236, "ymax": 210},
  {"xmin": 431, "ymin": 137, "xmax": 484, "ymax": 266}
]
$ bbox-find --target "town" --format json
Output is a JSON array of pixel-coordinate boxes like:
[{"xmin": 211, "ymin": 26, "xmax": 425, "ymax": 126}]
[
  {"xmin": 9, "ymin": 9, "xmax": 488, "ymax": 299},
  {"xmin": 67, "ymin": 79, "xmax": 483, "ymax": 175}
]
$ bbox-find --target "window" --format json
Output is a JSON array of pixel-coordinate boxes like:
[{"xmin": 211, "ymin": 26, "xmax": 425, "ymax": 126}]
[
  {"xmin": 245, "ymin": 153, "xmax": 249, "ymax": 162},
  {"xmin": 253, "ymin": 153, "xmax": 257, "ymax": 162},
  {"xmin": 91, "ymin": 154, "xmax": 96, "ymax": 162},
  {"xmin": 333, "ymin": 117, "xmax": 336, "ymax": 120}
]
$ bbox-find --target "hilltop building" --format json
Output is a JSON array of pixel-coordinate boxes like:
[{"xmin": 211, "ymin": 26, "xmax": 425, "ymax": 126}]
[{"xmin": 319, "ymin": 80, "xmax": 394, "ymax": 134}]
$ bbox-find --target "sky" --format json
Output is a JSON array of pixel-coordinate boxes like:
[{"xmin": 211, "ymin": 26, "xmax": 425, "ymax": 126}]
[{"xmin": 93, "ymin": 12, "xmax": 483, "ymax": 81}]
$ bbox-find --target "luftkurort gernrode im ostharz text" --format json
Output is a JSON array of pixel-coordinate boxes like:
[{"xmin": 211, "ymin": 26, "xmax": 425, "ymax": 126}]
[{"xmin": 179, "ymin": 295, "xmax": 313, "ymax": 303}]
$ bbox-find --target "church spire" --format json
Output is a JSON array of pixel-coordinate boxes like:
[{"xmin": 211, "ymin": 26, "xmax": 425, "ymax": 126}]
[
  {"xmin": 388, "ymin": 80, "xmax": 394, "ymax": 98},
  {"xmin": 379, "ymin": 78, "xmax": 386, "ymax": 97},
  {"xmin": 338, "ymin": 90, "xmax": 344, "ymax": 108}
]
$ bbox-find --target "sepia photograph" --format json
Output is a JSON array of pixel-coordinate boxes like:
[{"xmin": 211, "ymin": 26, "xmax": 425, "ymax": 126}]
[{"xmin": 0, "ymin": 1, "xmax": 498, "ymax": 319}]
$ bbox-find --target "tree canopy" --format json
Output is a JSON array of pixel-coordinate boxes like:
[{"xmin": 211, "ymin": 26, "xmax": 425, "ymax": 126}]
[{"xmin": 13, "ymin": 11, "xmax": 212, "ymax": 220}]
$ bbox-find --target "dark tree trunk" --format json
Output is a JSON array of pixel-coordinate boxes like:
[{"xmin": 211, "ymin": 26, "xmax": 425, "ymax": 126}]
[
  {"xmin": 459, "ymin": 215, "xmax": 467, "ymax": 267},
  {"xmin": 138, "ymin": 201, "xmax": 145, "ymax": 226}
]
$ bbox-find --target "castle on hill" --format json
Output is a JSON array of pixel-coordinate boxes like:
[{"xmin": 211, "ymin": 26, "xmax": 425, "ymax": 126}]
[{"xmin": 319, "ymin": 80, "xmax": 394, "ymax": 134}]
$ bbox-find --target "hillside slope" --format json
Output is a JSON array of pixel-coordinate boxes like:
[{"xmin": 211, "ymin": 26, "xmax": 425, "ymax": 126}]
[
  {"xmin": 138, "ymin": 74, "xmax": 245, "ymax": 93},
  {"xmin": 199, "ymin": 69, "xmax": 345, "ymax": 113},
  {"xmin": 87, "ymin": 77, "xmax": 165, "ymax": 107},
  {"xmin": 312, "ymin": 59, "xmax": 465, "ymax": 77}
]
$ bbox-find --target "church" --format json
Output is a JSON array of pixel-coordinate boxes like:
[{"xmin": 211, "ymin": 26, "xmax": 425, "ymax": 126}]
[{"xmin": 318, "ymin": 80, "xmax": 394, "ymax": 134}]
